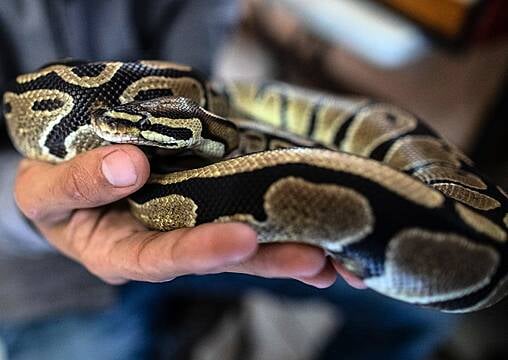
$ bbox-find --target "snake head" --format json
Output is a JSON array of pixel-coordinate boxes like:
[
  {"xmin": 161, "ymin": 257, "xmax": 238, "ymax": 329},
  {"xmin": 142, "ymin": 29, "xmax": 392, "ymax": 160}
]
[{"xmin": 91, "ymin": 96, "xmax": 239, "ymax": 158}]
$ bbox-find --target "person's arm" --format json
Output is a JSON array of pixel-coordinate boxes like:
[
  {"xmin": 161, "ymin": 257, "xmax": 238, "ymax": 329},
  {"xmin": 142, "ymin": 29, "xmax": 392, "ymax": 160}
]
[
  {"xmin": 0, "ymin": 150, "xmax": 55, "ymax": 255},
  {"xmin": 0, "ymin": 53, "xmax": 53, "ymax": 255}
]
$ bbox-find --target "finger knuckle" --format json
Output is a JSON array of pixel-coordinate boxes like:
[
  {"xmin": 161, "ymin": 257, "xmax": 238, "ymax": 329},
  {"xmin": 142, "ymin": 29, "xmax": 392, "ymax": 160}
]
[
  {"xmin": 64, "ymin": 212, "xmax": 94, "ymax": 255},
  {"xmin": 132, "ymin": 235, "xmax": 164, "ymax": 281}
]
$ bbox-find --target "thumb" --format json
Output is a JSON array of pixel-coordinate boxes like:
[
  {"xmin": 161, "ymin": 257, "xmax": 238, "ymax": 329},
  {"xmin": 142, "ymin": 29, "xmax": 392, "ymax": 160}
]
[{"xmin": 15, "ymin": 145, "xmax": 150, "ymax": 223}]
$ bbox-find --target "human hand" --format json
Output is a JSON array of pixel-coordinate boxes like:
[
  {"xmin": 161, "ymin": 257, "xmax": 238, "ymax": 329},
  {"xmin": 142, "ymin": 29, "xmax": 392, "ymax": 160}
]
[{"xmin": 14, "ymin": 145, "xmax": 343, "ymax": 287}]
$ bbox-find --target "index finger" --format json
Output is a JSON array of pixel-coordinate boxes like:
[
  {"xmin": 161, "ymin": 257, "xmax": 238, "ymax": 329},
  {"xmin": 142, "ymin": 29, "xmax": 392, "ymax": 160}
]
[{"xmin": 42, "ymin": 208, "xmax": 259, "ymax": 283}]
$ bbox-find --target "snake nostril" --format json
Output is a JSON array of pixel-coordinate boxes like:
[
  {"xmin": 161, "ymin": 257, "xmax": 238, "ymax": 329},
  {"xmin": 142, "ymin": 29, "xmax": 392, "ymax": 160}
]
[{"xmin": 138, "ymin": 118, "xmax": 151, "ymax": 131}]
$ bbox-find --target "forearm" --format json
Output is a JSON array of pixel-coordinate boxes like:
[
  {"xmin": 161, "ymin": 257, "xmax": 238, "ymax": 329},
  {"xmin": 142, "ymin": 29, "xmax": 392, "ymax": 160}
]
[{"xmin": 0, "ymin": 150, "xmax": 54, "ymax": 256}]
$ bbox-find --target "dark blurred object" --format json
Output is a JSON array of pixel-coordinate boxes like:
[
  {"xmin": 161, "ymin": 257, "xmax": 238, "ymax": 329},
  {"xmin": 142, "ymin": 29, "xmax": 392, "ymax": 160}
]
[
  {"xmin": 433, "ymin": 299, "xmax": 508, "ymax": 360},
  {"xmin": 471, "ymin": 70, "xmax": 508, "ymax": 188},
  {"xmin": 377, "ymin": 0, "xmax": 508, "ymax": 47},
  {"xmin": 153, "ymin": 295, "xmax": 248, "ymax": 360}
]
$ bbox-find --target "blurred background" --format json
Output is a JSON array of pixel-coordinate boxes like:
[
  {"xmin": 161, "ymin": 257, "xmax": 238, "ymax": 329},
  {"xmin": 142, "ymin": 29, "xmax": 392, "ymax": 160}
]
[
  {"xmin": 1, "ymin": 0, "xmax": 507, "ymax": 359},
  {"xmin": 215, "ymin": 0, "xmax": 508, "ymax": 187},
  {"xmin": 206, "ymin": 0, "xmax": 508, "ymax": 359}
]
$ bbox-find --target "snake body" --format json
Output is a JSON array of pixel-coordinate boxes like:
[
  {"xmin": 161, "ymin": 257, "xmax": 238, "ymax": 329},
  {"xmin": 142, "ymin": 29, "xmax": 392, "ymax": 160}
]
[{"xmin": 3, "ymin": 60, "xmax": 507, "ymax": 312}]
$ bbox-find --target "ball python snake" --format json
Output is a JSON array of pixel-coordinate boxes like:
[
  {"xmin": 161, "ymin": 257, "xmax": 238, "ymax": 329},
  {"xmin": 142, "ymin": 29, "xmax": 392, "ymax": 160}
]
[{"xmin": 2, "ymin": 60, "xmax": 507, "ymax": 312}]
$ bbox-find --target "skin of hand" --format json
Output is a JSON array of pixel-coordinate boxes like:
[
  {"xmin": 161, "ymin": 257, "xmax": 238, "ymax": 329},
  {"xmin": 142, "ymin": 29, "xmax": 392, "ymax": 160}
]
[{"xmin": 14, "ymin": 144, "xmax": 364, "ymax": 288}]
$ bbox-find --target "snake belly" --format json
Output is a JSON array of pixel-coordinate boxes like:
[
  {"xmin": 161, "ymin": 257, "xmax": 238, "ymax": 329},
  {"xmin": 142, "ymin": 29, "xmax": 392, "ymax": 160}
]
[{"xmin": 2, "ymin": 60, "xmax": 507, "ymax": 312}]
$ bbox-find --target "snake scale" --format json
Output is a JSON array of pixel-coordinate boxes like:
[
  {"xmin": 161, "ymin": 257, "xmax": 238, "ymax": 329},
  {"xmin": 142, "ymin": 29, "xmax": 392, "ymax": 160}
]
[{"xmin": 2, "ymin": 60, "xmax": 507, "ymax": 312}]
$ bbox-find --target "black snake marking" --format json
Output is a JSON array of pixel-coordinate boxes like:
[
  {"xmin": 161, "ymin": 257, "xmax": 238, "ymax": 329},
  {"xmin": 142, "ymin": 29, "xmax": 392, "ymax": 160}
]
[{"xmin": 2, "ymin": 60, "xmax": 507, "ymax": 312}]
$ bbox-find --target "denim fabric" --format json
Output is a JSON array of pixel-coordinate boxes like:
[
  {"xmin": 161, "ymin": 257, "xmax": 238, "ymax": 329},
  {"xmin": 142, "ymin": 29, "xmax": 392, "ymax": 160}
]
[
  {"xmin": 0, "ymin": 298, "xmax": 151, "ymax": 360},
  {"xmin": 0, "ymin": 276, "xmax": 454, "ymax": 360}
]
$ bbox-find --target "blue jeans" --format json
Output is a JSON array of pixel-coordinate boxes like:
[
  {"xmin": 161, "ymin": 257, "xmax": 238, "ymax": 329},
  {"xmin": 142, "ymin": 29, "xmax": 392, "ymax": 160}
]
[{"xmin": 0, "ymin": 275, "xmax": 454, "ymax": 360}]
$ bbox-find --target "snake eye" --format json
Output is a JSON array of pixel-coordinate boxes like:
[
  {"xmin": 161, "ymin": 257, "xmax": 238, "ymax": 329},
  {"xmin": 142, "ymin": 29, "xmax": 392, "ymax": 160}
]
[{"xmin": 138, "ymin": 118, "xmax": 151, "ymax": 131}]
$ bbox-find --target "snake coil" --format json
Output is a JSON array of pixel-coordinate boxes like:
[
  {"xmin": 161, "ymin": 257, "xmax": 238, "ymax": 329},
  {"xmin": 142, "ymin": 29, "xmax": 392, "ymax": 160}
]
[{"xmin": 3, "ymin": 60, "xmax": 507, "ymax": 312}]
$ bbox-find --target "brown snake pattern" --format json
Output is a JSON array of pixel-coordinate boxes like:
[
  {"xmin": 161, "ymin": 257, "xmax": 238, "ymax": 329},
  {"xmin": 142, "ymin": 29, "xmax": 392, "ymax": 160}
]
[{"xmin": 2, "ymin": 60, "xmax": 507, "ymax": 312}]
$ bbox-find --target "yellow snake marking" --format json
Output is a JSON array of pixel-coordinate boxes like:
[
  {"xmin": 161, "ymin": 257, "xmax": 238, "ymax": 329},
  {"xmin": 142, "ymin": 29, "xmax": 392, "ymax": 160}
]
[
  {"xmin": 413, "ymin": 164, "xmax": 487, "ymax": 190},
  {"xmin": 433, "ymin": 183, "xmax": 501, "ymax": 211},
  {"xmin": 119, "ymin": 76, "xmax": 206, "ymax": 106},
  {"xmin": 364, "ymin": 228, "xmax": 500, "ymax": 304},
  {"xmin": 129, "ymin": 195, "xmax": 197, "ymax": 231},
  {"xmin": 264, "ymin": 178, "xmax": 374, "ymax": 251},
  {"xmin": 312, "ymin": 98, "xmax": 370, "ymax": 146},
  {"xmin": 149, "ymin": 148, "xmax": 444, "ymax": 208},
  {"xmin": 214, "ymin": 177, "xmax": 374, "ymax": 252},
  {"xmin": 227, "ymin": 83, "xmax": 283, "ymax": 128},
  {"xmin": 455, "ymin": 204, "xmax": 506, "ymax": 242},
  {"xmin": 19, "ymin": 63, "xmax": 123, "ymax": 88},
  {"xmin": 139, "ymin": 60, "xmax": 192, "ymax": 71},
  {"xmin": 228, "ymin": 82, "xmax": 370, "ymax": 147},
  {"xmin": 236, "ymin": 82, "xmax": 320, "ymax": 135},
  {"xmin": 15, "ymin": 65, "xmax": 68, "ymax": 84},
  {"xmin": 446, "ymin": 274, "xmax": 508, "ymax": 313},
  {"xmin": 103, "ymin": 111, "xmax": 143, "ymax": 122},
  {"xmin": 55, "ymin": 62, "xmax": 123, "ymax": 88},
  {"xmin": 312, "ymin": 106, "xmax": 349, "ymax": 145},
  {"xmin": 341, "ymin": 104, "xmax": 417, "ymax": 157},
  {"xmin": 140, "ymin": 131, "xmax": 182, "ymax": 144},
  {"xmin": 284, "ymin": 94, "xmax": 316, "ymax": 136},
  {"xmin": 3, "ymin": 89, "xmax": 74, "ymax": 162},
  {"xmin": 504, "ymin": 214, "xmax": 508, "ymax": 228},
  {"xmin": 384, "ymin": 135, "xmax": 462, "ymax": 171}
]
